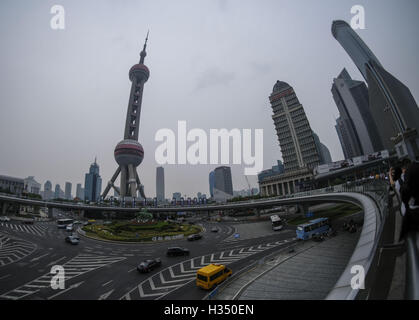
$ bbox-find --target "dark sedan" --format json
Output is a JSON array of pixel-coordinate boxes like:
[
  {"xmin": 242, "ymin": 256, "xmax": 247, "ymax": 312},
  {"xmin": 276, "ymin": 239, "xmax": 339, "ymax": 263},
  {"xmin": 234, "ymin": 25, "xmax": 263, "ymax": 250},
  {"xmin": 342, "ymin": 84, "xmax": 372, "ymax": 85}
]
[
  {"xmin": 166, "ymin": 247, "xmax": 190, "ymax": 257},
  {"xmin": 187, "ymin": 234, "xmax": 202, "ymax": 241},
  {"xmin": 137, "ymin": 258, "xmax": 162, "ymax": 273}
]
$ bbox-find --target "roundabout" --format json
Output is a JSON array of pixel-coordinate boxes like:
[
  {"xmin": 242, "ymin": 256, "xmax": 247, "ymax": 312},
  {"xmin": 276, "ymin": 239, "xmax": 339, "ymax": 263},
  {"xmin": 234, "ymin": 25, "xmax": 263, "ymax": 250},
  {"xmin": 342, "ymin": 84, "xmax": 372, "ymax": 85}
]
[{"xmin": 81, "ymin": 220, "xmax": 203, "ymax": 243}]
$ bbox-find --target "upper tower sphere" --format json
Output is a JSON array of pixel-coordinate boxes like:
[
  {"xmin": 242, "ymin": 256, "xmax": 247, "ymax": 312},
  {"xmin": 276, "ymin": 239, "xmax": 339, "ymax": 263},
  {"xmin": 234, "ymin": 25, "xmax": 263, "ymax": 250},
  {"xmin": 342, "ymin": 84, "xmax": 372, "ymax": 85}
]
[{"xmin": 129, "ymin": 64, "xmax": 150, "ymax": 82}]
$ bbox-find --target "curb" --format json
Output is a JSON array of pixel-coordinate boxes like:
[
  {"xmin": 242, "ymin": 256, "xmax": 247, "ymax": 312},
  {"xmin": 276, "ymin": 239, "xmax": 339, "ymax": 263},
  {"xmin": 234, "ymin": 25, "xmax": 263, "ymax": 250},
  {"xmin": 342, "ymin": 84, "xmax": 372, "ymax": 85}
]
[{"xmin": 76, "ymin": 225, "xmax": 204, "ymax": 245}]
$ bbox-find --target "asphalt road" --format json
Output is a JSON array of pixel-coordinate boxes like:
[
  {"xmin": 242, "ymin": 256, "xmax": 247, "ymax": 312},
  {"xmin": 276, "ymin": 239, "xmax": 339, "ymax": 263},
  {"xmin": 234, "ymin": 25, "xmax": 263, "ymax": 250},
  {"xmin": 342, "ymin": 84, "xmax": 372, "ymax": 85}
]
[{"xmin": 0, "ymin": 215, "xmax": 297, "ymax": 300}]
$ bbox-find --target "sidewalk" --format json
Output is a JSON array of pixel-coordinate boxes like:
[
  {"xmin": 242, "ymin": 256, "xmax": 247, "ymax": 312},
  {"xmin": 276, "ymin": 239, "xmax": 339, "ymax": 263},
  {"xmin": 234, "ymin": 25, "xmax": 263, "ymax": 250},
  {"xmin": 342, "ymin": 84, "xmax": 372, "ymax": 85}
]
[{"xmin": 213, "ymin": 230, "xmax": 360, "ymax": 300}]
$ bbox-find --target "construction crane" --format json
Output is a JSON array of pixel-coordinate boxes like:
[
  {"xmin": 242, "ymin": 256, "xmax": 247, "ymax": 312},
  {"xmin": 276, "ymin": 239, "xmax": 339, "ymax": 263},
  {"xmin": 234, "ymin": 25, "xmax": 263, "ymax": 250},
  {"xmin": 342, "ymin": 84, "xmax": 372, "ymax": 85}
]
[{"xmin": 245, "ymin": 176, "xmax": 253, "ymax": 196}]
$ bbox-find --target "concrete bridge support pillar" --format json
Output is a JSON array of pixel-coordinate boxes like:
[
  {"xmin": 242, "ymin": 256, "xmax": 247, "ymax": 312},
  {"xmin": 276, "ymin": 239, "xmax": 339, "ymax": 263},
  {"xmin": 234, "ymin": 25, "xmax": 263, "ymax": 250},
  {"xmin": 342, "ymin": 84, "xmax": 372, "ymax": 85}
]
[
  {"xmin": 1, "ymin": 202, "xmax": 7, "ymax": 215},
  {"xmin": 297, "ymin": 204, "xmax": 310, "ymax": 217},
  {"xmin": 51, "ymin": 208, "xmax": 60, "ymax": 218},
  {"xmin": 47, "ymin": 207, "xmax": 53, "ymax": 219}
]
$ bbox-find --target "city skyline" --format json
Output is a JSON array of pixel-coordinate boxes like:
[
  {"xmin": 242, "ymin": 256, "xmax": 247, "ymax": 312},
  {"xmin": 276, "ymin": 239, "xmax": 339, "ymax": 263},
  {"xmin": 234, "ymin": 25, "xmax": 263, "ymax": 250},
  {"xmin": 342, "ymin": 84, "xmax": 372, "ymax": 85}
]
[{"xmin": 1, "ymin": 0, "xmax": 418, "ymax": 197}]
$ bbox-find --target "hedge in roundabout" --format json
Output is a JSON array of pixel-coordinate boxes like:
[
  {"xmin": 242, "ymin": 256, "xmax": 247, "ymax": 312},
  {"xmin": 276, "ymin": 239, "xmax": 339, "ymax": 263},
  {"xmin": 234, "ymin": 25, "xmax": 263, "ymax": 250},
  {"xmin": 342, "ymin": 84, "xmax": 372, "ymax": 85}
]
[{"xmin": 82, "ymin": 220, "xmax": 202, "ymax": 242}]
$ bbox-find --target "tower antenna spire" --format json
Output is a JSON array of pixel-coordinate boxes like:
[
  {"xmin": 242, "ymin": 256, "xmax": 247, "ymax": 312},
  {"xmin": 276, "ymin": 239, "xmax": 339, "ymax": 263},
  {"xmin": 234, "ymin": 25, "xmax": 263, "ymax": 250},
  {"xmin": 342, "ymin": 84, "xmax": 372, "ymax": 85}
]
[{"xmin": 140, "ymin": 30, "xmax": 149, "ymax": 64}]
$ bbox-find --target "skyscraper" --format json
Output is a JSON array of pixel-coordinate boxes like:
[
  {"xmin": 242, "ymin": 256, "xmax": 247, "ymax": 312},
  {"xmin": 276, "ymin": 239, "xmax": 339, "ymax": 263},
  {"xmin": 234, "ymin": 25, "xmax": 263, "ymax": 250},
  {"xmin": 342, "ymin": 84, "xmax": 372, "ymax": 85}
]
[
  {"xmin": 24, "ymin": 176, "xmax": 41, "ymax": 195},
  {"xmin": 65, "ymin": 182, "xmax": 72, "ymax": 200},
  {"xmin": 156, "ymin": 166, "xmax": 165, "ymax": 203},
  {"xmin": 331, "ymin": 20, "xmax": 383, "ymax": 82},
  {"xmin": 76, "ymin": 183, "xmax": 84, "ymax": 200},
  {"xmin": 214, "ymin": 166, "xmax": 233, "ymax": 196},
  {"xmin": 54, "ymin": 184, "xmax": 61, "ymax": 199},
  {"xmin": 331, "ymin": 68, "xmax": 382, "ymax": 158},
  {"xmin": 209, "ymin": 171, "xmax": 215, "ymax": 198},
  {"xmin": 43, "ymin": 180, "xmax": 52, "ymax": 200},
  {"xmin": 84, "ymin": 159, "xmax": 102, "ymax": 202},
  {"xmin": 259, "ymin": 81, "xmax": 319, "ymax": 197},
  {"xmin": 312, "ymin": 132, "xmax": 332, "ymax": 164},
  {"xmin": 270, "ymin": 80, "xmax": 320, "ymax": 171},
  {"xmin": 332, "ymin": 20, "xmax": 419, "ymax": 159}
]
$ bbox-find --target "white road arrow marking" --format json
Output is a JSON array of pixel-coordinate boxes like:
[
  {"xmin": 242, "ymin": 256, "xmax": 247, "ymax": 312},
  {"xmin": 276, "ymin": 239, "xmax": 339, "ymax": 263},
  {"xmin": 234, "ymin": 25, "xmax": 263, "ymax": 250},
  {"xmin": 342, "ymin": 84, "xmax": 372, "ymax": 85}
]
[
  {"xmin": 30, "ymin": 253, "xmax": 49, "ymax": 262},
  {"xmin": 47, "ymin": 281, "xmax": 84, "ymax": 300},
  {"xmin": 98, "ymin": 289, "xmax": 114, "ymax": 300}
]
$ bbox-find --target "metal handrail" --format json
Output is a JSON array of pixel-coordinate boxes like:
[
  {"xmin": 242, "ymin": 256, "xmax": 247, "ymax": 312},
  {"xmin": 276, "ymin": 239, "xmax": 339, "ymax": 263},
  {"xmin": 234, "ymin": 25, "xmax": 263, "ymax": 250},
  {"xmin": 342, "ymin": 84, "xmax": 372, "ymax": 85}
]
[{"xmin": 405, "ymin": 231, "xmax": 419, "ymax": 300}]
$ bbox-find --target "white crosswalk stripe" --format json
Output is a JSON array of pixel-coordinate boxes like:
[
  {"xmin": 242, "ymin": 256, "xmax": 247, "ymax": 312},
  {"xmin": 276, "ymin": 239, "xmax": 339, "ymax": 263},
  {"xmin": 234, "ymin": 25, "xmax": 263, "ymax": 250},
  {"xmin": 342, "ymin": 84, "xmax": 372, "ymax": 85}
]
[
  {"xmin": 0, "ymin": 254, "xmax": 126, "ymax": 300},
  {"xmin": 0, "ymin": 222, "xmax": 50, "ymax": 237},
  {"xmin": 0, "ymin": 233, "xmax": 37, "ymax": 267},
  {"xmin": 121, "ymin": 238, "xmax": 297, "ymax": 300}
]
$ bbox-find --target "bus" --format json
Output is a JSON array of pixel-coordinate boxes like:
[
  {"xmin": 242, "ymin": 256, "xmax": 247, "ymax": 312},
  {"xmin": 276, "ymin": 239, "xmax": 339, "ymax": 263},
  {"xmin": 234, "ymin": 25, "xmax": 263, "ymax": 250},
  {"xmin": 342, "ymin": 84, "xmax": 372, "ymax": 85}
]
[
  {"xmin": 196, "ymin": 264, "xmax": 232, "ymax": 290},
  {"xmin": 57, "ymin": 218, "xmax": 73, "ymax": 229},
  {"xmin": 296, "ymin": 217, "xmax": 330, "ymax": 240},
  {"xmin": 270, "ymin": 215, "xmax": 283, "ymax": 231}
]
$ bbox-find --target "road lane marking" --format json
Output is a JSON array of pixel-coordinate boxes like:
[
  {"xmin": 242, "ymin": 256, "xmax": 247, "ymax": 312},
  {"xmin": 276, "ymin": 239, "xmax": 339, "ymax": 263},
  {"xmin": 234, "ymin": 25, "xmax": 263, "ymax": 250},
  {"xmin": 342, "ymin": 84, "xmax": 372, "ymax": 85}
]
[
  {"xmin": 0, "ymin": 274, "xmax": 11, "ymax": 280},
  {"xmin": 47, "ymin": 256, "xmax": 67, "ymax": 267},
  {"xmin": 47, "ymin": 281, "xmax": 84, "ymax": 300},
  {"xmin": 30, "ymin": 253, "xmax": 49, "ymax": 262},
  {"xmin": 102, "ymin": 280, "xmax": 113, "ymax": 286},
  {"xmin": 98, "ymin": 289, "xmax": 114, "ymax": 300}
]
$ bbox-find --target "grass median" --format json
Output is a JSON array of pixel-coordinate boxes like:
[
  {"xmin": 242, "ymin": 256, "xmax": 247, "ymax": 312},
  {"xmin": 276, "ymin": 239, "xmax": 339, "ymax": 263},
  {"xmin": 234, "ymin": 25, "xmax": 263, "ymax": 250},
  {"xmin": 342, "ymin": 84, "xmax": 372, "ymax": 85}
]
[{"xmin": 82, "ymin": 220, "xmax": 203, "ymax": 242}]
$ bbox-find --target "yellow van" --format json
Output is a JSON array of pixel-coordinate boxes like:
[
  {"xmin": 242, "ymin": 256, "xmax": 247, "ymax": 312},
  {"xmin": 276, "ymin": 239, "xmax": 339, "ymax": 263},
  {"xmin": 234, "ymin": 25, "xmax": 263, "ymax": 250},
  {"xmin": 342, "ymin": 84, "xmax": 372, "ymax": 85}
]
[{"xmin": 196, "ymin": 264, "xmax": 232, "ymax": 290}]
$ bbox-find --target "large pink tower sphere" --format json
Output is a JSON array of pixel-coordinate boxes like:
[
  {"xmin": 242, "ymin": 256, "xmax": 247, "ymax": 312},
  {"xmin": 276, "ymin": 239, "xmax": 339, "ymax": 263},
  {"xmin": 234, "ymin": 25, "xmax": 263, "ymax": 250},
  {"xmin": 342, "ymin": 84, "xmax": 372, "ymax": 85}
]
[{"xmin": 114, "ymin": 140, "xmax": 144, "ymax": 167}]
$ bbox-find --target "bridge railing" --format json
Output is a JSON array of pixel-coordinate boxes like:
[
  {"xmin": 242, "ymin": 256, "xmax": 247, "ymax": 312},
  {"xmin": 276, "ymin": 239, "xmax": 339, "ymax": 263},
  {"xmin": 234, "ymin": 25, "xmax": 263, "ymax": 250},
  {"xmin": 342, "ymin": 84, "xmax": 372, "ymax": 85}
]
[{"xmin": 320, "ymin": 178, "xmax": 419, "ymax": 300}]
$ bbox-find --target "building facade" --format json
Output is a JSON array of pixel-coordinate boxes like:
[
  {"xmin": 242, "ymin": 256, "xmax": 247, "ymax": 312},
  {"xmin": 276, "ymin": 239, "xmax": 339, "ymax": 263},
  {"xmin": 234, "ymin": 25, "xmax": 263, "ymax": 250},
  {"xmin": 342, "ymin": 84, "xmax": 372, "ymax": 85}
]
[
  {"xmin": 209, "ymin": 171, "xmax": 215, "ymax": 198},
  {"xmin": 0, "ymin": 175, "xmax": 24, "ymax": 195},
  {"xmin": 214, "ymin": 166, "xmax": 233, "ymax": 196},
  {"xmin": 257, "ymin": 160, "xmax": 285, "ymax": 182},
  {"xmin": 331, "ymin": 68, "xmax": 381, "ymax": 158},
  {"xmin": 312, "ymin": 132, "xmax": 332, "ymax": 165},
  {"xmin": 84, "ymin": 159, "xmax": 102, "ymax": 202},
  {"xmin": 332, "ymin": 20, "xmax": 419, "ymax": 160},
  {"xmin": 259, "ymin": 167, "xmax": 313, "ymax": 197},
  {"xmin": 24, "ymin": 176, "xmax": 41, "ymax": 195},
  {"xmin": 42, "ymin": 180, "xmax": 53, "ymax": 200},
  {"xmin": 54, "ymin": 184, "xmax": 63, "ymax": 199},
  {"xmin": 76, "ymin": 183, "xmax": 84, "ymax": 200},
  {"xmin": 156, "ymin": 167, "xmax": 165, "ymax": 203},
  {"xmin": 259, "ymin": 81, "xmax": 321, "ymax": 197},
  {"xmin": 269, "ymin": 80, "xmax": 320, "ymax": 171},
  {"xmin": 65, "ymin": 182, "xmax": 72, "ymax": 200}
]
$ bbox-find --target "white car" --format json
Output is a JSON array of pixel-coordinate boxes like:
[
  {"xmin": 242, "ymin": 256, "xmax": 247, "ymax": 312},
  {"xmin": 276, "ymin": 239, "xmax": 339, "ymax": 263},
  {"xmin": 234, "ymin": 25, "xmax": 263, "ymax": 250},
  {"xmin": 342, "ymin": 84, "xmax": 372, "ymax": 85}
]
[
  {"xmin": 0, "ymin": 216, "xmax": 11, "ymax": 222},
  {"xmin": 66, "ymin": 224, "xmax": 73, "ymax": 232}
]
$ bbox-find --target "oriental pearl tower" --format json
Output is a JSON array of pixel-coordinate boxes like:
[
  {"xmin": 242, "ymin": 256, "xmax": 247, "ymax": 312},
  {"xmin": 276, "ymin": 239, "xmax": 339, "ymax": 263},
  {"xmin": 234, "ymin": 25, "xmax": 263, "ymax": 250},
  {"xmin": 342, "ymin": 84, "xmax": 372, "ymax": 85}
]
[{"xmin": 102, "ymin": 32, "xmax": 150, "ymax": 200}]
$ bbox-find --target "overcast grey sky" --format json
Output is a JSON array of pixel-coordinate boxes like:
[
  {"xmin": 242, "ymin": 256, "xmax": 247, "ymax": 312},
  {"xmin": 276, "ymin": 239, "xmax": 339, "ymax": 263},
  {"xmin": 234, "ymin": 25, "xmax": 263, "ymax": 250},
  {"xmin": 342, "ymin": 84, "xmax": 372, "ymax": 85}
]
[{"xmin": 1, "ymin": 0, "xmax": 418, "ymax": 198}]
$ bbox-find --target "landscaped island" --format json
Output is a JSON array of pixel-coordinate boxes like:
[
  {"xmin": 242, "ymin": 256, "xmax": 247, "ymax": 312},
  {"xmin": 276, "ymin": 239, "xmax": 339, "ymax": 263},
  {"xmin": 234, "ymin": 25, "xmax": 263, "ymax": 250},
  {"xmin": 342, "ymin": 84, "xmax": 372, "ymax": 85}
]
[{"xmin": 82, "ymin": 220, "xmax": 202, "ymax": 242}]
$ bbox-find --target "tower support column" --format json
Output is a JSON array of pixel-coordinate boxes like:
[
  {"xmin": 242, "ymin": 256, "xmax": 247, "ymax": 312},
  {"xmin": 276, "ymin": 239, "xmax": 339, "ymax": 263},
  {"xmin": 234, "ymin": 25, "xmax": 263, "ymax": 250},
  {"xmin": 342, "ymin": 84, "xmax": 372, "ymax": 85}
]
[
  {"xmin": 120, "ymin": 166, "xmax": 128, "ymax": 197},
  {"xmin": 128, "ymin": 164, "xmax": 137, "ymax": 198}
]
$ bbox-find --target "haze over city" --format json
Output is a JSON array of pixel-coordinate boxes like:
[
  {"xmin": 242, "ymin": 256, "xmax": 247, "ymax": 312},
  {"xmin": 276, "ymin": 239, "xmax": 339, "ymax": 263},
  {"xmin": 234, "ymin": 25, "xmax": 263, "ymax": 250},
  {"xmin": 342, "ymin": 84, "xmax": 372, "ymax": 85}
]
[{"xmin": 1, "ymin": 0, "xmax": 418, "ymax": 198}]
